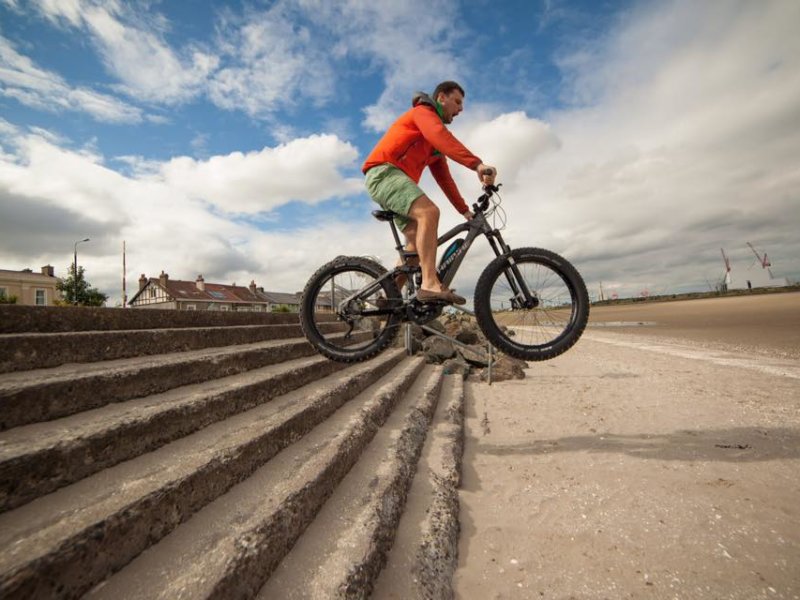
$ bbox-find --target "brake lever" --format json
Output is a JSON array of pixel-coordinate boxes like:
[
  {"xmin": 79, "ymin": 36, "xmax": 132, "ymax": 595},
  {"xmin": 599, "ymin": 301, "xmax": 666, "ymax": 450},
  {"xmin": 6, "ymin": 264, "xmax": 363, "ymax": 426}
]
[{"xmin": 473, "ymin": 183, "xmax": 501, "ymax": 213}]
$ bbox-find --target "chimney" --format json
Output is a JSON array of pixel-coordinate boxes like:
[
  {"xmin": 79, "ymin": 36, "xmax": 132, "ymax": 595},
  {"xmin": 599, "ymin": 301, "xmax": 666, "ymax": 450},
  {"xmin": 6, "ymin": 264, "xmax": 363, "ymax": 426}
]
[
  {"xmin": 41, "ymin": 265, "xmax": 55, "ymax": 277},
  {"xmin": 159, "ymin": 271, "xmax": 169, "ymax": 287},
  {"xmin": 196, "ymin": 275, "xmax": 205, "ymax": 291},
  {"xmin": 249, "ymin": 280, "xmax": 257, "ymax": 294},
  {"xmin": 139, "ymin": 274, "xmax": 147, "ymax": 291}
]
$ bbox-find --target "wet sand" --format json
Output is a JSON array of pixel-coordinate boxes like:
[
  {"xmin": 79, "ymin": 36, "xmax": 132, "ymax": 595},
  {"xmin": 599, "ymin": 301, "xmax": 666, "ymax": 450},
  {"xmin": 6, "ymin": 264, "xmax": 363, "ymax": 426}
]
[
  {"xmin": 455, "ymin": 292, "xmax": 800, "ymax": 599},
  {"xmin": 588, "ymin": 292, "xmax": 800, "ymax": 359}
]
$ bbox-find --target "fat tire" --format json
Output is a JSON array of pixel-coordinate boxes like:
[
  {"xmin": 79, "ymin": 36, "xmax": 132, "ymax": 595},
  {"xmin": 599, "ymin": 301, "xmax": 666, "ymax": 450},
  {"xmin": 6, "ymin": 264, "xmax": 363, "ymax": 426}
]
[
  {"xmin": 474, "ymin": 247, "xmax": 589, "ymax": 361},
  {"xmin": 300, "ymin": 256, "xmax": 402, "ymax": 363}
]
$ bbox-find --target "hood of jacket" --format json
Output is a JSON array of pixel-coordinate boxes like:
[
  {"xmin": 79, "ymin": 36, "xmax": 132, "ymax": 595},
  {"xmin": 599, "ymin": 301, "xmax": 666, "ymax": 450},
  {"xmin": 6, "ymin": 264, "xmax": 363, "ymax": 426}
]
[{"xmin": 412, "ymin": 92, "xmax": 446, "ymax": 122}]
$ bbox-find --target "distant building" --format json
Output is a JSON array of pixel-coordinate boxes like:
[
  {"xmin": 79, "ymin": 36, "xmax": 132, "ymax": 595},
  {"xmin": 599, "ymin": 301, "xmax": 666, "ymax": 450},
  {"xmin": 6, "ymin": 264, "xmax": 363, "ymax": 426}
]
[
  {"xmin": 128, "ymin": 272, "xmax": 303, "ymax": 312},
  {"xmin": 0, "ymin": 266, "xmax": 61, "ymax": 306}
]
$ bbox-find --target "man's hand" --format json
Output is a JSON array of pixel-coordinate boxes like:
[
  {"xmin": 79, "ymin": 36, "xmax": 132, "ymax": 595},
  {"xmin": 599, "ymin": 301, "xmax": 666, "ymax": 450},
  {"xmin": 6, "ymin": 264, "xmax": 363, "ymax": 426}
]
[
  {"xmin": 463, "ymin": 210, "xmax": 474, "ymax": 221},
  {"xmin": 476, "ymin": 163, "xmax": 497, "ymax": 186}
]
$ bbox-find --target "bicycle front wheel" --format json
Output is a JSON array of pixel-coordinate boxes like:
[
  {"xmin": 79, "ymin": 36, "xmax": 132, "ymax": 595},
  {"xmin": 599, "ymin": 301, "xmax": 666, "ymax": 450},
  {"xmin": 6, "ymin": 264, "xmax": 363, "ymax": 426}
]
[
  {"xmin": 474, "ymin": 247, "xmax": 589, "ymax": 361},
  {"xmin": 299, "ymin": 256, "xmax": 402, "ymax": 363}
]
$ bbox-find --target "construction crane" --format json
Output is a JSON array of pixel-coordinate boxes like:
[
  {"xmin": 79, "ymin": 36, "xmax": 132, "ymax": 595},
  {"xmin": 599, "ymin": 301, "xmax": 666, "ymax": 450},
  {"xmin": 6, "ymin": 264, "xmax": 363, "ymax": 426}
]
[
  {"xmin": 746, "ymin": 242, "xmax": 774, "ymax": 278},
  {"xmin": 720, "ymin": 248, "xmax": 731, "ymax": 290}
]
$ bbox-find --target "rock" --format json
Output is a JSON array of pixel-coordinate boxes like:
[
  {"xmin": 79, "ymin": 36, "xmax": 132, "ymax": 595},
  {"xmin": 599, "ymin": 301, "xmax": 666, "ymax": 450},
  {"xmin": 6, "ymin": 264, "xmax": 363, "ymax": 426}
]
[
  {"xmin": 480, "ymin": 354, "xmax": 528, "ymax": 382},
  {"xmin": 442, "ymin": 356, "xmax": 471, "ymax": 378},
  {"xmin": 455, "ymin": 327, "xmax": 481, "ymax": 345},
  {"xmin": 458, "ymin": 344, "xmax": 490, "ymax": 367},
  {"xmin": 422, "ymin": 336, "xmax": 456, "ymax": 363}
]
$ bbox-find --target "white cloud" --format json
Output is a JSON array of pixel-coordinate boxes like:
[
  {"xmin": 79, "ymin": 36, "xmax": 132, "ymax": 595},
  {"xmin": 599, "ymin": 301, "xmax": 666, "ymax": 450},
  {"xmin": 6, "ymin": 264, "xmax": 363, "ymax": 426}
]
[
  {"xmin": 295, "ymin": 0, "xmax": 467, "ymax": 131},
  {"xmin": 208, "ymin": 4, "xmax": 335, "ymax": 118},
  {"xmin": 158, "ymin": 134, "xmax": 363, "ymax": 214},
  {"xmin": 0, "ymin": 35, "xmax": 144, "ymax": 123},
  {"xmin": 468, "ymin": 0, "xmax": 800, "ymax": 296},
  {"xmin": 0, "ymin": 129, "xmax": 373, "ymax": 304},
  {"xmin": 29, "ymin": 0, "xmax": 217, "ymax": 104}
]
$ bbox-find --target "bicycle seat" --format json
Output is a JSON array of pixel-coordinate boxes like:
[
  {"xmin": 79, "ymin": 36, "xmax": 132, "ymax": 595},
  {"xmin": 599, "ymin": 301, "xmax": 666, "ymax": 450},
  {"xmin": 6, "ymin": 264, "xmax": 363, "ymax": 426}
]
[{"xmin": 372, "ymin": 210, "xmax": 398, "ymax": 222}]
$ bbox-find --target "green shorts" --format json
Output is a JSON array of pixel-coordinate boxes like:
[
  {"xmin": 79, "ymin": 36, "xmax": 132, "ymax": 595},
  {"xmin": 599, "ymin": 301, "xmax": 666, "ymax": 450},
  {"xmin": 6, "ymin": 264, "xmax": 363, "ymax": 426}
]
[{"xmin": 364, "ymin": 163, "xmax": 424, "ymax": 231}]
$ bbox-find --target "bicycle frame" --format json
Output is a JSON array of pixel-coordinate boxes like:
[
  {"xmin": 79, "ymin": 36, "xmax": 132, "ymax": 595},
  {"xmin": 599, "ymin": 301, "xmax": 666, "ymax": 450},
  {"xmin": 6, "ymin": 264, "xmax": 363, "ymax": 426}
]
[{"xmin": 342, "ymin": 192, "xmax": 538, "ymax": 319}]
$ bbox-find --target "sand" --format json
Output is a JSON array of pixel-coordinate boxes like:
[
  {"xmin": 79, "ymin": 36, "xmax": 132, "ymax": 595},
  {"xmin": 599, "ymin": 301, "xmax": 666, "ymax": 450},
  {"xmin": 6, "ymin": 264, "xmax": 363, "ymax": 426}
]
[{"xmin": 454, "ymin": 292, "xmax": 800, "ymax": 599}]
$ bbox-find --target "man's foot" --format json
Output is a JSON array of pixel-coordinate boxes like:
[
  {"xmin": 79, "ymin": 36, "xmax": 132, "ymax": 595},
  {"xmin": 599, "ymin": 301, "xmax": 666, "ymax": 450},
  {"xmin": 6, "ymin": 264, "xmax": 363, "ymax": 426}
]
[{"xmin": 416, "ymin": 288, "xmax": 466, "ymax": 305}]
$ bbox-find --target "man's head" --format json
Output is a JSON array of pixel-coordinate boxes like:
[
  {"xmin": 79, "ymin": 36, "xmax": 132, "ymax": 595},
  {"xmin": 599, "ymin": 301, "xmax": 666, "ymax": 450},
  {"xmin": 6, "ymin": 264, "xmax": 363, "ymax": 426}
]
[{"xmin": 433, "ymin": 80, "xmax": 465, "ymax": 124}]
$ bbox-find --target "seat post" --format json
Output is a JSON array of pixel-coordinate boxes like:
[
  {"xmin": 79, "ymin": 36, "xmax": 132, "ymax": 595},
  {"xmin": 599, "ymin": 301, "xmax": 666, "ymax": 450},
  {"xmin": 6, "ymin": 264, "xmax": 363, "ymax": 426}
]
[{"xmin": 388, "ymin": 219, "xmax": 404, "ymax": 252}]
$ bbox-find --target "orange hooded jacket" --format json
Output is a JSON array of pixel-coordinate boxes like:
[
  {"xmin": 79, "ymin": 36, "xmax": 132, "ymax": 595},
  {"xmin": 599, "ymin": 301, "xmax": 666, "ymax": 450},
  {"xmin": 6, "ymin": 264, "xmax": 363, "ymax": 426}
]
[{"xmin": 362, "ymin": 93, "xmax": 482, "ymax": 214}]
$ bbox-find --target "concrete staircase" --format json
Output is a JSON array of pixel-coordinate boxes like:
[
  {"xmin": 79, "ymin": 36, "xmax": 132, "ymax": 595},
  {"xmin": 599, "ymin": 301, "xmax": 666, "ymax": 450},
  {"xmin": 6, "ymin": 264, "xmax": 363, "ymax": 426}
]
[{"xmin": 0, "ymin": 306, "xmax": 465, "ymax": 599}]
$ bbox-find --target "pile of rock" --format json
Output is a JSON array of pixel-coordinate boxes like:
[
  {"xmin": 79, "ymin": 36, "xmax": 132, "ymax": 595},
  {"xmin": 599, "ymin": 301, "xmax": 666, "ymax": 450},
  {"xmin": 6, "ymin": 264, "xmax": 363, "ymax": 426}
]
[{"xmin": 398, "ymin": 313, "xmax": 528, "ymax": 382}]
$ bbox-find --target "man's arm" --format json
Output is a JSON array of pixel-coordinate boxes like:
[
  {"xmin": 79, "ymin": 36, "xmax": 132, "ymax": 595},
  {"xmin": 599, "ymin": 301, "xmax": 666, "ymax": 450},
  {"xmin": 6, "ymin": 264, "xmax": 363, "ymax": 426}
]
[{"xmin": 413, "ymin": 107, "xmax": 482, "ymax": 170}]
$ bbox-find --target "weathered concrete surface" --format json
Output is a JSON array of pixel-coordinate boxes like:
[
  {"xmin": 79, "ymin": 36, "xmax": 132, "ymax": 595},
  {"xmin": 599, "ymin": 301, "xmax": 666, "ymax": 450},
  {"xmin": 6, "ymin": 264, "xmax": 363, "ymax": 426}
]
[
  {"xmin": 1, "ymin": 303, "xmax": 473, "ymax": 599},
  {"xmin": 0, "ymin": 305, "xmax": 323, "ymax": 334},
  {"xmin": 85, "ymin": 356, "xmax": 425, "ymax": 600},
  {"xmin": 0, "ymin": 333, "xmax": 368, "ymax": 430},
  {"xmin": 455, "ymin": 294, "xmax": 800, "ymax": 599},
  {"xmin": 0, "ymin": 350, "xmax": 406, "ymax": 599},
  {"xmin": 373, "ymin": 374, "xmax": 466, "ymax": 600},
  {"xmin": 0, "ymin": 354, "xmax": 344, "ymax": 511},
  {"xmin": 257, "ymin": 365, "xmax": 443, "ymax": 599},
  {"xmin": 0, "ymin": 322, "xmax": 344, "ymax": 372}
]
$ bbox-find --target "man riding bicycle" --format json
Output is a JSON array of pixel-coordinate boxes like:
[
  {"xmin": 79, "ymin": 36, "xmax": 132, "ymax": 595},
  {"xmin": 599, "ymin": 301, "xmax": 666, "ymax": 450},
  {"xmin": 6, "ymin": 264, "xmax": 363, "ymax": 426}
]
[{"xmin": 362, "ymin": 80, "xmax": 496, "ymax": 305}]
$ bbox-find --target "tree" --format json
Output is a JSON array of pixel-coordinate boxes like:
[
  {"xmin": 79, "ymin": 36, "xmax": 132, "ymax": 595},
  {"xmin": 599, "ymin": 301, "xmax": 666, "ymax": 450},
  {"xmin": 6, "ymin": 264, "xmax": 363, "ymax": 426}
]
[{"xmin": 56, "ymin": 263, "xmax": 109, "ymax": 306}]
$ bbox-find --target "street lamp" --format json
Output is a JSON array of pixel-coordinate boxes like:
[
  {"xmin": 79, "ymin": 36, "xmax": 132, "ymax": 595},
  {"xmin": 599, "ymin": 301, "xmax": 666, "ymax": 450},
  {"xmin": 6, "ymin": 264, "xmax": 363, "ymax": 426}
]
[{"xmin": 73, "ymin": 238, "xmax": 90, "ymax": 305}]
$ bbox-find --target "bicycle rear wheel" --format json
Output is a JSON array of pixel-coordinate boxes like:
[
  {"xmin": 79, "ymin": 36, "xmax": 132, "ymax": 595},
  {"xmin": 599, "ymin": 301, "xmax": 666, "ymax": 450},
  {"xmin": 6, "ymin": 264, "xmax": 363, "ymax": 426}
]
[
  {"xmin": 299, "ymin": 256, "xmax": 402, "ymax": 363},
  {"xmin": 474, "ymin": 247, "xmax": 589, "ymax": 361}
]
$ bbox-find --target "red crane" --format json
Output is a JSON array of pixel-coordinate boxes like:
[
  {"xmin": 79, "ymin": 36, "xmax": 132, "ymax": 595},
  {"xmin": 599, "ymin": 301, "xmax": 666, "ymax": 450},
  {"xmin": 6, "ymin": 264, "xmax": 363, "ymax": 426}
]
[{"xmin": 746, "ymin": 242, "xmax": 776, "ymax": 280}]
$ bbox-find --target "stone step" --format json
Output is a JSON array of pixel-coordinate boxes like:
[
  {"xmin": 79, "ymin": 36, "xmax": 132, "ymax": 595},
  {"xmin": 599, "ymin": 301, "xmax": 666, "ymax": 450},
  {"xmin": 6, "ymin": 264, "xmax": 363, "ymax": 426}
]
[
  {"xmin": 0, "ymin": 353, "xmax": 346, "ymax": 512},
  {"xmin": 0, "ymin": 349, "xmax": 408, "ymax": 599},
  {"xmin": 0, "ymin": 322, "xmax": 345, "ymax": 373},
  {"xmin": 0, "ymin": 305, "xmax": 314, "ymax": 334},
  {"xmin": 82, "ymin": 356, "xmax": 430, "ymax": 600},
  {"xmin": 371, "ymin": 375, "xmax": 466, "ymax": 600},
  {"xmin": 256, "ymin": 365, "xmax": 445, "ymax": 599},
  {"xmin": 0, "ymin": 332, "xmax": 368, "ymax": 431}
]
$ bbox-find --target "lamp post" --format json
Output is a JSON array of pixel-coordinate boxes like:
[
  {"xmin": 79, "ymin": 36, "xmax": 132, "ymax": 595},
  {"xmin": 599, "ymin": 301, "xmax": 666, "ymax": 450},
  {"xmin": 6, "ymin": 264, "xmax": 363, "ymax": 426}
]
[{"xmin": 73, "ymin": 238, "xmax": 90, "ymax": 305}]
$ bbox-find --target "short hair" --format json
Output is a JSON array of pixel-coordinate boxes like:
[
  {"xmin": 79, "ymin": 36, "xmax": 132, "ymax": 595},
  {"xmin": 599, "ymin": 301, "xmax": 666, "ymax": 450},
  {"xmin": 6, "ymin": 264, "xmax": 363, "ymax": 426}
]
[{"xmin": 433, "ymin": 81, "xmax": 465, "ymax": 101}]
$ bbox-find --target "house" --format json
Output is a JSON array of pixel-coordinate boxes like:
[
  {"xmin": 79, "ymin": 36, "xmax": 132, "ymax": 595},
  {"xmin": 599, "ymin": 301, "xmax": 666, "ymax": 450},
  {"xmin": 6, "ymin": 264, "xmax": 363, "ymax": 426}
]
[
  {"xmin": 128, "ymin": 272, "xmax": 303, "ymax": 312},
  {"xmin": 0, "ymin": 266, "xmax": 61, "ymax": 306}
]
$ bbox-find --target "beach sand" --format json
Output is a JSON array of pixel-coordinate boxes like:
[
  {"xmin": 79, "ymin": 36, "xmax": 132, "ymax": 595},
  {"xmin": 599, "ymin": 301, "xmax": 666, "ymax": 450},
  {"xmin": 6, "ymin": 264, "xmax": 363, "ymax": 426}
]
[{"xmin": 454, "ymin": 292, "xmax": 800, "ymax": 599}]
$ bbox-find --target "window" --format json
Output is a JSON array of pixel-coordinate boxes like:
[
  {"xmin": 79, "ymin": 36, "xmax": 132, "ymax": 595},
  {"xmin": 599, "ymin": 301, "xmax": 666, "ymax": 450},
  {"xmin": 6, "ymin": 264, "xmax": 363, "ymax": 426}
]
[
  {"xmin": 0, "ymin": 287, "xmax": 7, "ymax": 300},
  {"xmin": 149, "ymin": 288, "xmax": 156, "ymax": 298},
  {"xmin": 220, "ymin": 304, "xmax": 230, "ymax": 311},
  {"xmin": 35, "ymin": 289, "xmax": 46, "ymax": 306},
  {"xmin": 186, "ymin": 304, "xmax": 197, "ymax": 311}
]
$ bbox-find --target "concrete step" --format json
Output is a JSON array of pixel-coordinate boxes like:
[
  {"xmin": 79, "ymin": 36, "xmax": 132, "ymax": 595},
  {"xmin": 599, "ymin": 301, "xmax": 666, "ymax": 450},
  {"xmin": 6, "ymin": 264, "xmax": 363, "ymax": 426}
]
[
  {"xmin": 83, "ymin": 356, "xmax": 430, "ymax": 600},
  {"xmin": 0, "ymin": 349, "xmax": 408, "ymax": 599},
  {"xmin": 0, "ymin": 322, "xmax": 345, "ymax": 373},
  {"xmin": 256, "ymin": 365, "xmax": 445, "ymax": 599},
  {"xmin": 0, "ymin": 353, "xmax": 347, "ymax": 512},
  {"xmin": 0, "ymin": 305, "xmax": 313, "ymax": 334},
  {"xmin": 371, "ymin": 375, "xmax": 466, "ymax": 600},
  {"xmin": 0, "ymin": 332, "xmax": 369, "ymax": 430}
]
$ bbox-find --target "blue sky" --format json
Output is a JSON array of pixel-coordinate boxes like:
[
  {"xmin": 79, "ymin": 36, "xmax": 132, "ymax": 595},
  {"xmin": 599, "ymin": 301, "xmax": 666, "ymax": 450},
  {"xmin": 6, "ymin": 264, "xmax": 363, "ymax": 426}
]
[{"xmin": 1, "ymin": 0, "xmax": 798, "ymax": 305}]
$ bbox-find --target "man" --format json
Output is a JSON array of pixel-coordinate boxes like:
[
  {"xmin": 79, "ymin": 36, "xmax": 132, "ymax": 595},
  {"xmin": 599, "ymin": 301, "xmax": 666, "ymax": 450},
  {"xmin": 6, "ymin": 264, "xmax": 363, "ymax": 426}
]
[{"xmin": 362, "ymin": 80, "xmax": 496, "ymax": 305}]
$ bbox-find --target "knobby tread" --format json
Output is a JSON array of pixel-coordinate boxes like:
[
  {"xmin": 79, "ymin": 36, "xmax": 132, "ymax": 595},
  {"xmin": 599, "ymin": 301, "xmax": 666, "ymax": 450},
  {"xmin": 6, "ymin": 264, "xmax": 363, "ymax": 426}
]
[
  {"xmin": 299, "ymin": 256, "xmax": 402, "ymax": 363},
  {"xmin": 474, "ymin": 247, "xmax": 590, "ymax": 361}
]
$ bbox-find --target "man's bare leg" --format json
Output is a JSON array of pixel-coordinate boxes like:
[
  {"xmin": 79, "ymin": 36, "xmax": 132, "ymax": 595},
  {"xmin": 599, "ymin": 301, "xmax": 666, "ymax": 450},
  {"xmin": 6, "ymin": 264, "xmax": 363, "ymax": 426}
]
[
  {"xmin": 407, "ymin": 195, "xmax": 447, "ymax": 293},
  {"xmin": 393, "ymin": 221, "xmax": 419, "ymax": 291}
]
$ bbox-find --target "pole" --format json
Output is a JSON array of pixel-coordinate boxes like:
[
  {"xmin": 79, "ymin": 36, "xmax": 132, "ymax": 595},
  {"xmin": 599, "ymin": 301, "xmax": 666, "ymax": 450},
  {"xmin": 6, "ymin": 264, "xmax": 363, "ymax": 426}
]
[
  {"xmin": 73, "ymin": 238, "xmax": 90, "ymax": 305},
  {"xmin": 122, "ymin": 240, "xmax": 127, "ymax": 308}
]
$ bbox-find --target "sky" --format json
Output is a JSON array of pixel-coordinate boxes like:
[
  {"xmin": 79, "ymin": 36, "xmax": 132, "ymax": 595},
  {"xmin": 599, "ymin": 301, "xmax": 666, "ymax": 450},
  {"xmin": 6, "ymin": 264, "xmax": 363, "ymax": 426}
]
[{"xmin": 1, "ymin": 0, "xmax": 798, "ymax": 306}]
